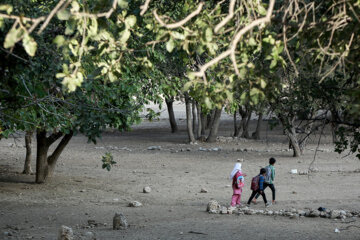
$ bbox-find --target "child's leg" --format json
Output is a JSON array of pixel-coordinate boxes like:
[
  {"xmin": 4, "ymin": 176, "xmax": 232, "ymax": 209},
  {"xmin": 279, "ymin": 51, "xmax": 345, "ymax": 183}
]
[
  {"xmin": 269, "ymin": 184, "xmax": 275, "ymax": 202},
  {"xmin": 231, "ymin": 194, "xmax": 238, "ymax": 206},
  {"xmin": 236, "ymin": 193, "xmax": 242, "ymax": 205},
  {"xmin": 247, "ymin": 191, "xmax": 257, "ymax": 204},
  {"xmin": 254, "ymin": 183, "xmax": 269, "ymax": 201},
  {"xmin": 260, "ymin": 191, "xmax": 268, "ymax": 204}
]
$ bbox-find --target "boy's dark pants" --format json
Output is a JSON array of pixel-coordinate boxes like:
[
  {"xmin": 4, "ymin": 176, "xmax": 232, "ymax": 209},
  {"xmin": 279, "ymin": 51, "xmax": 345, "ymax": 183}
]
[
  {"xmin": 247, "ymin": 189, "xmax": 267, "ymax": 204},
  {"xmin": 255, "ymin": 183, "xmax": 275, "ymax": 201}
]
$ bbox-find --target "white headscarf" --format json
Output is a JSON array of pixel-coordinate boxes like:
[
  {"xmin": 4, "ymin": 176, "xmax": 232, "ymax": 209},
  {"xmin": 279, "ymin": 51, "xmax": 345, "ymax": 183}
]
[{"xmin": 230, "ymin": 163, "xmax": 242, "ymax": 180}]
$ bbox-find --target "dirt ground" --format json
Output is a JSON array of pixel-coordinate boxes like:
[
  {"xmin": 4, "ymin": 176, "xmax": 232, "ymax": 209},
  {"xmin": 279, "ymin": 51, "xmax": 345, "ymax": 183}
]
[{"xmin": 0, "ymin": 118, "xmax": 360, "ymax": 240}]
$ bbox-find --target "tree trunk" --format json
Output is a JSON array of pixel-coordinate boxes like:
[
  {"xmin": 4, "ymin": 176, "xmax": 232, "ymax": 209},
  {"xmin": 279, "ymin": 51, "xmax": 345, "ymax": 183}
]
[
  {"xmin": 23, "ymin": 131, "xmax": 33, "ymax": 174},
  {"xmin": 299, "ymin": 120, "xmax": 314, "ymax": 153},
  {"xmin": 206, "ymin": 110, "xmax": 215, "ymax": 130},
  {"xmin": 233, "ymin": 112, "xmax": 240, "ymax": 137},
  {"xmin": 286, "ymin": 126, "xmax": 301, "ymax": 157},
  {"xmin": 192, "ymin": 102, "xmax": 197, "ymax": 138},
  {"xmin": 241, "ymin": 113, "xmax": 251, "ymax": 139},
  {"xmin": 35, "ymin": 129, "xmax": 73, "ymax": 183},
  {"xmin": 47, "ymin": 131, "xmax": 73, "ymax": 177},
  {"xmin": 36, "ymin": 130, "xmax": 50, "ymax": 183},
  {"xmin": 206, "ymin": 107, "xmax": 222, "ymax": 143},
  {"xmin": 278, "ymin": 115, "xmax": 301, "ymax": 157},
  {"xmin": 199, "ymin": 111, "xmax": 207, "ymax": 141},
  {"xmin": 196, "ymin": 103, "xmax": 202, "ymax": 139},
  {"xmin": 165, "ymin": 97, "xmax": 178, "ymax": 133},
  {"xmin": 330, "ymin": 109, "xmax": 339, "ymax": 143},
  {"xmin": 185, "ymin": 94, "xmax": 196, "ymax": 143},
  {"xmin": 252, "ymin": 112, "xmax": 263, "ymax": 140}
]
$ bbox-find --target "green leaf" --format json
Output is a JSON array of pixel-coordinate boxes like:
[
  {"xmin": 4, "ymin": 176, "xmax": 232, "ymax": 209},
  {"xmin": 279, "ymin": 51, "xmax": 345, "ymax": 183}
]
[
  {"xmin": 108, "ymin": 72, "xmax": 117, "ymax": 82},
  {"xmin": 71, "ymin": 1, "xmax": 80, "ymax": 12},
  {"xmin": 22, "ymin": 34, "xmax": 37, "ymax": 56},
  {"xmin": 183, "ymin": 81, "xmax": 192, "ymax": 91},
  {"xmin": 258, "ymin": 5, "xmax": 267, "ymax": 16},
  {"xmin": 53, "ymin": 35, "xmax": 66, "ymax": 47},
  {"xmin": 166, "ymin": 38, "xmax": 175, "ymax": 53},
  {"xmin": 119, "ymin": 29, "xmax": 131, "ymax": 44},
  {"xmin": 248, "ymin": 37, "xmax": 257, "ymax": 46},
  {"xmin": 270, "ymin": 59, "xmax": 277, "ymax": 69},
  {"xmin": 57, "ymin": 9, "xmax": 71, "ymax": 20},
  {"xmin": 205, "ymin": 27, "xmax": 213, "ymax": 42},
  {"xmin": 89, "ymin": 18, "xmax": 98, "ymax": 36},
  {"xmin": 260, "ymin": 79, "xmax": 267, "ymax": 88},
  {"xmin": 0, "ymin": 4, "xmax": 13, "ymax": 14},
  {"xmin": 125, "ymin": 15, "xmax": 137, "ymax": 28},
  {"xmin": 117, "ymin": 0, "xmax": 129, "ymax": 9},
  {"xmin": 204, "ymin": 97, "xmax": 212, "ymax": 109},
  {"xmin": 4, "ymin": 27, "xmax": 23, "ymax": 48},
  {"xmin": 171, "ymin": 31, "xmax": 185, "ymax": 40}
]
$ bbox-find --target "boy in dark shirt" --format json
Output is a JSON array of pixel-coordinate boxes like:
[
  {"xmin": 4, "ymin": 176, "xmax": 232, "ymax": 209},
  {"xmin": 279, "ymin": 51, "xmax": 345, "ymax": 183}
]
[{"xmin": 247, "ymin": 168, "xmax": 270, "ymax": 207}]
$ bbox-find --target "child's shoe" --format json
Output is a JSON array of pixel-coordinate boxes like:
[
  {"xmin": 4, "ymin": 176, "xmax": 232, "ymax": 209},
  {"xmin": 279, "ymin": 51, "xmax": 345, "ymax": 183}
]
[
  {"xmin": 252, "ymin": 199, "xmax": 257, "ymax": 204},
  {"xmin": 246, "ymin": 203, "xmax": 251, "ymax": 207},
  {"xmin": 265, "ymin": 202, "xmax": 272, "ymax": 207}
]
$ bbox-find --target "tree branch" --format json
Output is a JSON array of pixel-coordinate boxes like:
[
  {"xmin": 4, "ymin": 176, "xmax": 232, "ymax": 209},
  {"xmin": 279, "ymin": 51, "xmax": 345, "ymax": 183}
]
[
  {"xmin": 214, "ymin": 0, "xmax": 236, "ymax": 33},
  {"xmin": 194, "ymin": 0, "xmax": 276, "ymax": 77},
  {"xmin": 153, "ymin": 2, "xmax": 204, "ymax": 29},
  {"xmin": 140, "ymin": 0, "xmax": 152, "ymax": 16}
]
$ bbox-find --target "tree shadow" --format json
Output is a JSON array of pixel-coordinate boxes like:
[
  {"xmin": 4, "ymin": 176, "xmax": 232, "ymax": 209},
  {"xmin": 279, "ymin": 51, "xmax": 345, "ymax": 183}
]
[{"xmin": 0, "ymin": 167, "xmax": 35, "ymax": 184}]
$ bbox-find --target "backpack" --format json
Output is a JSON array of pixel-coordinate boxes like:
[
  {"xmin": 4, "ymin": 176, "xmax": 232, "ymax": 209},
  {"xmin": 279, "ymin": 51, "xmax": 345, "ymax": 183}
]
[
  {"xmin": 264, "ymin": 166, "xmax": 272, "ymax": 183},
  {"xmin": 233, "ymin": 172, "xmax": 244, "ymax": 189},
  {"xmin": 250, "ymin": 175, "xmax": 260, "ymax": 191}
]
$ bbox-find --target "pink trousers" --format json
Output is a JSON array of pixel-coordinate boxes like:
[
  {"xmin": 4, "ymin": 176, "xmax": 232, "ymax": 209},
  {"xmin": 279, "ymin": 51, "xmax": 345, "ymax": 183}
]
[{"xmin": 231, "ymin": 194, "xmax": 242, "ymax": 206}]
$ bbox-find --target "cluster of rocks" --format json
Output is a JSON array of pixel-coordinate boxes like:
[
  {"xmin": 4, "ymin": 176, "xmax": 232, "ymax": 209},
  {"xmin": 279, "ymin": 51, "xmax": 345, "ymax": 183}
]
[
  {"xmin": 199, "ymin": 147, "xmax": 221, "ymax": 152},
  {"xmin": 206, "ymin": 200, "xmax": 359, "ymax": 220},
  {"xmin": 217, "ymin": 136, "xmax": 249, "ymax": 143},
  {"xmin": 94, "ymin": 146, "xmax": 131, "ymax": 151},
  {"xmin": 170, "ymin": 148, "xmax": 191, "ymax": 153},
  {"xmin": 147, "ymin": 146, "xmax": 161, "ymax": 150}
]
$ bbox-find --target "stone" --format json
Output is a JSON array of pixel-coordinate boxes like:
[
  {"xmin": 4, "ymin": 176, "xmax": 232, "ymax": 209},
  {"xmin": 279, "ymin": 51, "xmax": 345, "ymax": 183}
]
[
  {"xmin": 308, "ymin": 210, "xmax": 320, "ymax": 217},
  {"xmin": 199, "ymin": 147, "xmax": 207, "ymax": 151},
  {"xmin": 143, "ymin": 186, "xmax": 151, "ymax": 193},
  {"xmin": 58, "ymin": 226, "xmax": 73, "ymax": 240},
  {"xmin": 339, "ymin": 210, "xmax": 346, "ymax": 216},
  {"xmin": 297, "ymin": 210, "xmax": 306, "ymax": 216},
  {"xmin": 128, "ymin": 201, "xmax": 142, "ymax": 207},
  {"xmin": 200, "ymin": 188, "xmax": 208, "ymax": 193},
  {"xmin": 237, "ymin": 158, "xmax": 244, "ymax": 162},
  {"xmin": 220, "ymin": 207, "xmax": 228, "ymax": 214},
  {"xmin": 309, "ymin": 167, "xmax": 319, "ymax": 173},
  {"xmin": 206, "ymin": 200, "xmax": 220, "ymax": 213},
  {"xmin": 84, "ymin": 232, "xmax": 95, "ymax": 240},
  {"xmin": 298, "ymin": 171, "xmax": 308, "ymax": 175},
  {"xmin": 330, "ymin": 210, "xmax": 341, "ymax": 219},
  {"xmin": 113, "ymin": 213, "xmax": 128, "ymax": 230},
  {"xmin": 244, "ymin": 209, "xmax": 256, "ymax": 215},
  {"xmin": 147, "ymin": 146, "xmax": 161, "ymax": 150},
  {"xmin": 267, "ymin": 211, "xmax": 274, "ymax": 215},
  {"xmin": 290, "ymin": 214, "xmax": 299, "ymax": 219}
]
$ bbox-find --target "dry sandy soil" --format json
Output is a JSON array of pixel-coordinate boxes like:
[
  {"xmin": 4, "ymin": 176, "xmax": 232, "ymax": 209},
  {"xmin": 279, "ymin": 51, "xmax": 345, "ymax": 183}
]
[{"xmin": 0, "ymin": 118, "xmax": 360, "ymax": 240}]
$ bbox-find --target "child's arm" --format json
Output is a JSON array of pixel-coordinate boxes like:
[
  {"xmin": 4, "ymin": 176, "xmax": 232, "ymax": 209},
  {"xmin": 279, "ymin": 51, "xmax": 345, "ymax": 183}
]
[
  {"xmin": 259, "ymin": 176, "xmax": 264, "ymax": 191},
  {"xmin": 271, "ymin": 167, "xmax": 275, "ymax": 181}
]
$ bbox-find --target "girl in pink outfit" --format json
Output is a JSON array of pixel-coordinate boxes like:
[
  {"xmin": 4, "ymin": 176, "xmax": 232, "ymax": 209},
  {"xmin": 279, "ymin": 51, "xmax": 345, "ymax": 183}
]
[{"xmin": 230, "ymin": 163, "xmax": 246, "ymax": 207}]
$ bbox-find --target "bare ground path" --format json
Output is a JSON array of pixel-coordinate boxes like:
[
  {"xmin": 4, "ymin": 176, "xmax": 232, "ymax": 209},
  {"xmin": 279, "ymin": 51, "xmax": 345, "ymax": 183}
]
[{"xmin": 0, "ymin": 119, "xmax": 359, "ymax": 239}]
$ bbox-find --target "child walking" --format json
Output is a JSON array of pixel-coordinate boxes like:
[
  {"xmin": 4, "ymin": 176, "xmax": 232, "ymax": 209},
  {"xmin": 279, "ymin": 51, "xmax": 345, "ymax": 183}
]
[
  {"xmin": 247, "ymin": 168, "xmax": 270, "ymax": 207},
  {"xmin": 253, "ymin": 157, "xmax": 276, "ymax": 205},
  {"xmin": 230, "ymin": 163, "xmax": 246, "ymax": 207}
]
